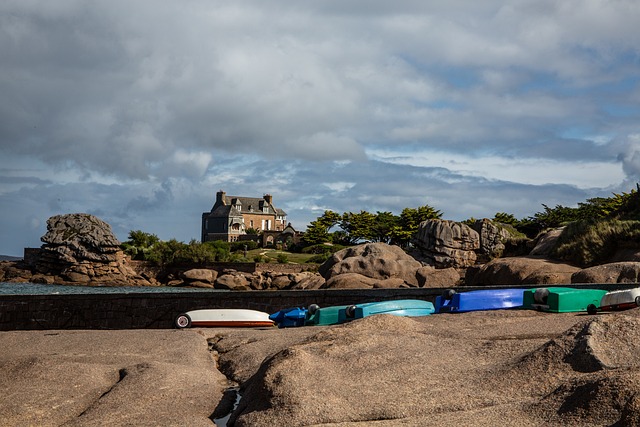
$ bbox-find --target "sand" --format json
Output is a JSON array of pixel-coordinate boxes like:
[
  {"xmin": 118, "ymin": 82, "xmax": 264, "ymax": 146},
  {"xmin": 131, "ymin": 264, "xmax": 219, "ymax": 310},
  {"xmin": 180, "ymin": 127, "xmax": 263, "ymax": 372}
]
[{"xmin": 2, "ymin": 309, "xmax": 640, "ymax": 426}]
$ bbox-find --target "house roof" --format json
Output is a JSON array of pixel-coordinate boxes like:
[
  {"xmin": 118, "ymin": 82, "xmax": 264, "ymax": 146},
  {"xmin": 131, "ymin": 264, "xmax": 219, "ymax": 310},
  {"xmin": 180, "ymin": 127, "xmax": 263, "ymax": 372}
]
[{"xmin": 213, "ymin": 194, "xmax": 287, "ymax": 216}]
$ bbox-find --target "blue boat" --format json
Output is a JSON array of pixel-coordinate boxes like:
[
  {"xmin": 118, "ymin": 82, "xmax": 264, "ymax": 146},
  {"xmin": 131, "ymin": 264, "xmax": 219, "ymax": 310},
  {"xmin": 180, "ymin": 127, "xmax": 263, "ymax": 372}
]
[
  {"xmin": 339, "ymin": 299, "xmax": 435, "ymax": 322},
  {"xmin": 435, "ymin": 288, "xmax": 525, "ymax": 313},
  {"xmin": 269, "ymin": 307, "xmax": 308, "ymax": 328}
]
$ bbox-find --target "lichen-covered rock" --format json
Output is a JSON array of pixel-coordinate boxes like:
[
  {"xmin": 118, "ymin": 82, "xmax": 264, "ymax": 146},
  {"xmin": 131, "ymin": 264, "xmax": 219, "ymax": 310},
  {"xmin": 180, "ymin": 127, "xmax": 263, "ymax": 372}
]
[
  {"xmin": 414, "ymin": 219, "xmax": 479, "ymax": 268},
  {"xmin": 318, "ymin": 242, "xmax": 422, "ymax": 287},
  {"xmin": 470, "ymin": 218, "xmax": 511, "ymax": 261},
  {"xmin": 34, "ymin": 213, "xmax": 153, "ymax": 286}
]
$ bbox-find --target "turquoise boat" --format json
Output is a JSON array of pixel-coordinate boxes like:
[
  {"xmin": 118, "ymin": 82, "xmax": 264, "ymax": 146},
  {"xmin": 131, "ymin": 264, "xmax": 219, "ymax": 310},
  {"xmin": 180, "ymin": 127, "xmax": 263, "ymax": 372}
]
[
  {"xmin": 339, "ymin": 299, "xmax": 435, "ymax": 322},
  {"xmin": 304, "ymin": 304, "xmax": 350, "ymax": 326},
  {"xmin": 522, "ymin": 287, "xmax": 608, "ymax": 313}
]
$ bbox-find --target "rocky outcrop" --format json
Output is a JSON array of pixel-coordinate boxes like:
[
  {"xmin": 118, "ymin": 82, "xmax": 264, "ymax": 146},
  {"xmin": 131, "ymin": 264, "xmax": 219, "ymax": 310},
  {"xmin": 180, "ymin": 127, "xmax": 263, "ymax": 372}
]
[
  {"xmin": 529, "ymin": 228, "xmax": 564, "ymax": 256},
  {"xmin": 572, "ymin": 262, "xmax": 640, "ymax": 284},
  {"xmin": 470, "ymin": 218, "xmax": 511, "ymax": 261},
  {"xmin": 321, "ymin": 273, "xmax": 408, "ymax": 289},
  {"xmin": 34, "ymin": 213, "xmax": 154, "ymax": 286},
  {"xmin": 164, "ymin": 268, "xmax": 326, "ymax": 291},
  {"xmin": 215, "ymin": 270, "xmax": 251, "ymax": 290},
  {"xmin": 413, "ymin": 219, "xmax": 479, "ymax": 268},
  {"xmin": 469, "ymin": 256, "xmax": 580, "ymax": 286},
  {"xmin": 415, "ymin": 266, "xmax": 461, "ymax": 288},
  {"xmin": 180, "ymin": 268, "xmax": 218, "ymax": 288},
  {"xmin": 318, "ymin": 242, "xmax": 422, "ymax": 288}
]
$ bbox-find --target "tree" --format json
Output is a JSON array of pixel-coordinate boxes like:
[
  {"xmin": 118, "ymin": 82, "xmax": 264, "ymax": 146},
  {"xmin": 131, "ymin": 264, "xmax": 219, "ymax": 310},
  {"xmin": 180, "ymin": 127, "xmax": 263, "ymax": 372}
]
[
  {"xmin": 121, "ymin": 230, "xmax": 160, "ymax": 260},
  {"xmin": 127, "ymin": 230, "xmax": 160, "ymax": 248},
  {"xmin": 492, "ymin": 212, "xmax": 519, "ymax": 226},
  {"xmin": 146, "ymin": 239, "xmax": 187, "ymax": 265},
  {"xmin": 340, "ymin": 211, "xmax": 376, "ymax": 244},
  {"xmin": 302, "ymin": 210, "xmax": 341, "ymax": 245},
  {"xmin": 394, "ymin": 204, "xmax": 443, "ymax": 247},
  {"xmin": 371, "ymin": 211, "xmax": 399, "ymax": 243}
]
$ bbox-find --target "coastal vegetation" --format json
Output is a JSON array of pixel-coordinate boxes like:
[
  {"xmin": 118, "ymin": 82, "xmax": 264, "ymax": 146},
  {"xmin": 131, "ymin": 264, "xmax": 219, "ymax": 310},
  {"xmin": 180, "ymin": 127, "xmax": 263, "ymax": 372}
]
[{"xmin": 121, "ymin": 184, "xmax": 640, "ymax": 267}]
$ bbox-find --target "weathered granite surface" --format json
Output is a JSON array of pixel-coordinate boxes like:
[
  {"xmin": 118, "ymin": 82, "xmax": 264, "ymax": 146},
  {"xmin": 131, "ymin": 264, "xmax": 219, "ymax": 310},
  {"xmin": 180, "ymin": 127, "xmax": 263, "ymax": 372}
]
[
  {"xmin": 34, "ymin": 213, "xmax": 154, "ymax": 287},
  {"xmin": 413, "ymin": 219, "xmax": 479, "ymax": 268},
  {"xmin": 318, "ymin": 242, "xmax": 423, "ymax": 287}
]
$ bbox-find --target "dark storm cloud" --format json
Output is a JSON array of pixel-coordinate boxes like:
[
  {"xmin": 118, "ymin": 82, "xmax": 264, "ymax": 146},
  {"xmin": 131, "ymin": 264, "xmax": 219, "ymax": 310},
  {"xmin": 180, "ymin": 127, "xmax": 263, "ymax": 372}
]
[{"xmin": 1, "ymin": 0, "xmax": 640, "ymax": 255}]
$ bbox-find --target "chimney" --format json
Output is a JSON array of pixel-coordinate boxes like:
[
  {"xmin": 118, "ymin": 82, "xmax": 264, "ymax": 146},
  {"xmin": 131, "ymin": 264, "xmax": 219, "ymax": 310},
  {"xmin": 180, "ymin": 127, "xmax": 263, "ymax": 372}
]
[
  {"xmin": 264, "ymin": 193, "xmax": 273, "ymax": 204},
  {"xmin": 216, "ymin": 190, "xmax": 226, "ymax": 205}
]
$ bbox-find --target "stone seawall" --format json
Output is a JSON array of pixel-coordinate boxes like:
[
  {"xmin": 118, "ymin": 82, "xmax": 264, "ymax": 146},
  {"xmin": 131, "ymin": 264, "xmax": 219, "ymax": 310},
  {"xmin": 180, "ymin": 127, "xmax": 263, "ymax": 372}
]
[
  {"xmin": 0, "ymin": 288, "xmax": 443, "ymax": 330},
  {"xmin": 0, "ymin": 284, "xmax": 631, "ymax": 331}
]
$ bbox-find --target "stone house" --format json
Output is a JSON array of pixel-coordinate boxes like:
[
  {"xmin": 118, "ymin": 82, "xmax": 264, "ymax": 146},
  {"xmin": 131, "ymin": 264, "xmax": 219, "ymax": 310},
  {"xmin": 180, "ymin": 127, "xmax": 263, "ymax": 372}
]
[{"xmin": 201, "ymin": 190, "xmax": 288, "ymax": 243}]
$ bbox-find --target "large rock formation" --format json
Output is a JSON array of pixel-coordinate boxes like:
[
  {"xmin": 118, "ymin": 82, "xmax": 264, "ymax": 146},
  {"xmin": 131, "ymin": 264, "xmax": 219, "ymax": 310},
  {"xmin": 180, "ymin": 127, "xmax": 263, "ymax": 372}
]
[
  {"xmin": 469, "ymin": 256, "xmax": 580, "ymax": 286},
  {"xmin": 572, "ymin": 262, "xmax": 640, "ymax": 284},
  {"xmin": 413, "ymin": 219, "xmax": 479, "ymax": 268},
  {"xmin": 35, "ymin": 213, "xmax": 153, "ymax": 286},
  {"xmin": 318, "ymin": 242, "xmax": 422, "ymax": 288},
  {"xmin": 415, "ymin": 265, "xmax": 461, "ymax": 288},
  {"xmin": 470, "ymin": 218, "xmax": 511, "ymax": 261}
]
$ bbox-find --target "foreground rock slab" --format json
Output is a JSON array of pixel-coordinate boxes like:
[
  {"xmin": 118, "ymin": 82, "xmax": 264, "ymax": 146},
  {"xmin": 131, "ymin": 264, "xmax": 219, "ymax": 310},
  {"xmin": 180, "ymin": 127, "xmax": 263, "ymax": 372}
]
[
  {"xmin": 0, "ymin": 330, "xmax": 226, "ymax": 426},
  {"xmin": 4, "ymin": 309, "xmax": 640, "ymax": 426},
  {"xmin": 205, "ymin": 310, "xmax": 596, "ymax": 426}
]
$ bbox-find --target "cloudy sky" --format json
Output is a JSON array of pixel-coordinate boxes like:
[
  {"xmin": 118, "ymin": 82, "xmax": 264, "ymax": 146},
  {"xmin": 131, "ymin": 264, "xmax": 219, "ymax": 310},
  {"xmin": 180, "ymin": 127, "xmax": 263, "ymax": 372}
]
[{"xmin": 1, "ymin": 0, "xmax": 640, "ymax": 256}]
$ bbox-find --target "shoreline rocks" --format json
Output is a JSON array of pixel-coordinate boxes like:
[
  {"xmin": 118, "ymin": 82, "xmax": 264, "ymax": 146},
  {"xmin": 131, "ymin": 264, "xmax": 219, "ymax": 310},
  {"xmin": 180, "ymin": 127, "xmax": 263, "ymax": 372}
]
[{"xmin": 3, "ymin": 214, "xmax": 640, "ymax": 290}]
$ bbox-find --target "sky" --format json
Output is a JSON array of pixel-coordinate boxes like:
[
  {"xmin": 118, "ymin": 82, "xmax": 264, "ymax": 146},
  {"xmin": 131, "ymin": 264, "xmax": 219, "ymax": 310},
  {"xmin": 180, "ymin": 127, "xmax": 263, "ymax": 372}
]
[{"xmin": 1, "ymin": 1, "xmax": 640, "ymax": 256}]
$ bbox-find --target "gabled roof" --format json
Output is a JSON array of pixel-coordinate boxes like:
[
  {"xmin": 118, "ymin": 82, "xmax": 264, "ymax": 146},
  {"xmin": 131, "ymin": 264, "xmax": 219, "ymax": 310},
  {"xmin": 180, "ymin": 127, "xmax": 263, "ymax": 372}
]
[
  {"xmin": 216, "ymin": 194, "xmax": 281, "ymax": 215},
  {"xmin": 207, "ymin": 204, "xmax": 242, "ymax": 219}
]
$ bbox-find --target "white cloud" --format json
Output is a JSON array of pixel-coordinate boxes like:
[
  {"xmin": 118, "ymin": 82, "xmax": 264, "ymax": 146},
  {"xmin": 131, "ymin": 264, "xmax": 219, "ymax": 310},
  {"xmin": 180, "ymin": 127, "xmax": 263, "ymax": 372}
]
[
  {"xmin": 368, "ymin": 148, "xmax": 625, "ymax": 189},
  {"xmin": 1, "ymin": 0, "xmax": 640, "ymax": 254}
]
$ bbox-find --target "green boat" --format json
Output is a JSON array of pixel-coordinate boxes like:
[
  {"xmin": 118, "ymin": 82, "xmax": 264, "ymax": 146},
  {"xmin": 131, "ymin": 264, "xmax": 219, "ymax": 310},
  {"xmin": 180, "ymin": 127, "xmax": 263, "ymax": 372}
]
[
  {"xmin": 523, "ymin": 287, "xmax": 608, "ymax": 313},
  {"xmin": 304, "ymin": 304, "xmax": 350, "ymax": 326}
]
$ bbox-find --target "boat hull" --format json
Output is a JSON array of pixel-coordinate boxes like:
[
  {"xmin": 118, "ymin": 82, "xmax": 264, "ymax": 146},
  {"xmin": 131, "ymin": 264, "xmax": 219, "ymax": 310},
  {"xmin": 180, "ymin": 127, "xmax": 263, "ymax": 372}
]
[
  {"xmin": 591, "ymin": 288, "xmax": 640, "ymax": 313},
  {"xmin": 340, "ymin": 299, "xmax": 435, "ymax": 322},
  {"xmin": 269, "ymin": 307, "xmax": 308, "ymax": 328},
  {"xmin": 175, "ymin": 309, "xmax": 275, "ymax": 328},
  {"xmin": 305, "ymin": 305, "xmax": 349, "ymax": 326},
  {"xmin": 435, "ymin": 289, "xmax": 524, "ymax": 313},
  {"xmin": 522, "ymin": 287, "xmax": 608, "ymax": 313}
]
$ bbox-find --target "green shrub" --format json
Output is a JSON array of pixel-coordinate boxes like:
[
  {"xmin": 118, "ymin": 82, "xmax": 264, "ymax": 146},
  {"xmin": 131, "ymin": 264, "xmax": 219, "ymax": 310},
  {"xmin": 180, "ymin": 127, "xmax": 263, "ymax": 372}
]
[
  {"xmin": 307, "ymin": 253, "xmax": 331, "ymax": 264},
  {"xmin": 277, "ymin": 253, "xmax": 289, "ymax": 264},
  {"xmin": 230, "ymin": 240, "xmax": 258, "ymax": 252},
  {"xmin": 301, "ymin": 243, "xmax": 345, "ymax": 255},
  {"xmin": 551, "ymin": 219, "xmax": 640, "ymax": 267}
]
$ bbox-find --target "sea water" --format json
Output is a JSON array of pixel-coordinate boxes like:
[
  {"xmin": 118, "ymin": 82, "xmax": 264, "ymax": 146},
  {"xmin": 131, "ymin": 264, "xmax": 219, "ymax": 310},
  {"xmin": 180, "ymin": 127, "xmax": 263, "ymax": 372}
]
[{"xmin": 0, "ymin": 282, "xmax": 228, "ymax": 295}]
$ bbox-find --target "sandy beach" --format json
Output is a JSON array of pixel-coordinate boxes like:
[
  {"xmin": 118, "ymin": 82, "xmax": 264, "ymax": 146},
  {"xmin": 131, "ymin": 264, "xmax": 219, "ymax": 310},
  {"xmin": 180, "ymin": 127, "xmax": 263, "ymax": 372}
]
[{"xmin": 1, "ymin": 309, "xmax": 639, "ymax": 426}]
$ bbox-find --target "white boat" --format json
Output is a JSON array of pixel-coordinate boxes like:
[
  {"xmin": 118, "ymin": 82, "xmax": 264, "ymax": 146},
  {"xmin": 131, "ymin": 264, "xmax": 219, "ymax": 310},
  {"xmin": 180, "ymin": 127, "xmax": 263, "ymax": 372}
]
[
  {"xmin": 174, "ymin": 309, "xmax": 275, "ymax": 328},
  {"xmin": 587, "ymin": 288, "xmax": 640, "ymax": 314}
]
